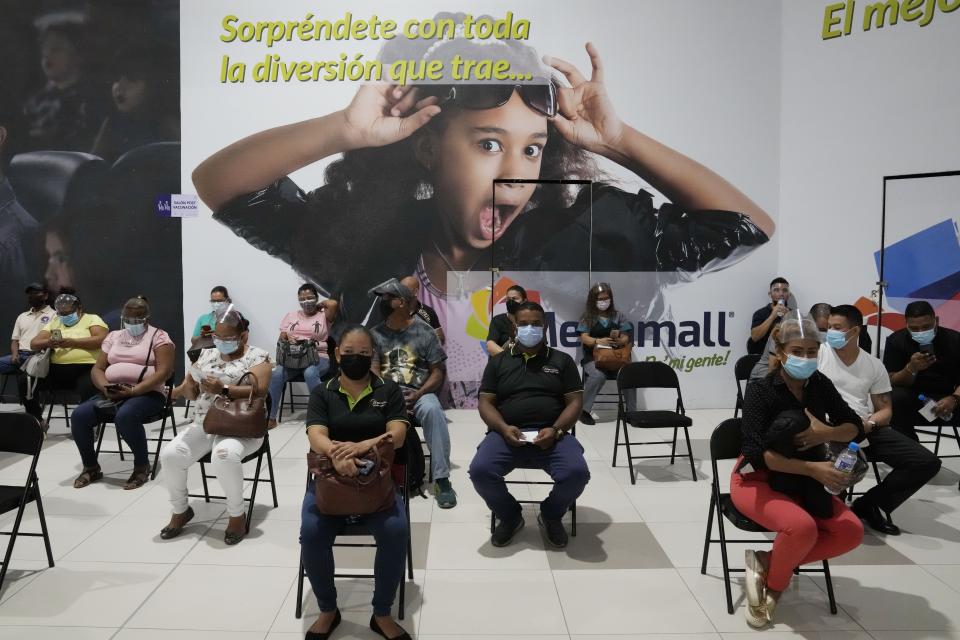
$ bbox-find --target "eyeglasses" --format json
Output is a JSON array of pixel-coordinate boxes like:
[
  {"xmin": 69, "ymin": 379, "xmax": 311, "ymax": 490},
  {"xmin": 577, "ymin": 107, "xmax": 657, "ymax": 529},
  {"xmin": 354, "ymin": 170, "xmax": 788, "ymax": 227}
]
[
  {"xmin": 121, "ymin": 316, "xmax": 149, "ymax": 325},
  {"xmin": 426, "ymin": 81, "xmax": 557, "ymax": 118}
]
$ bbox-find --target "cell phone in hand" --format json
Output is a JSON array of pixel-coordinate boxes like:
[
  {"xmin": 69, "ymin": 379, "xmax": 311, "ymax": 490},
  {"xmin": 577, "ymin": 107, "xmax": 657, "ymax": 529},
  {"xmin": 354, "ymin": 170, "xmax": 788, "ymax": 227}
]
[
  {"xmin": 610, "ymin": 329, "xmax": 620, "ymax": 340},
  {"xmin": 51, "ymin": 329, "xmax": 62, "ymax": 341},
  {"xmin": 918, "ymin": 344, "xmax": 935, "ymax": 356}
]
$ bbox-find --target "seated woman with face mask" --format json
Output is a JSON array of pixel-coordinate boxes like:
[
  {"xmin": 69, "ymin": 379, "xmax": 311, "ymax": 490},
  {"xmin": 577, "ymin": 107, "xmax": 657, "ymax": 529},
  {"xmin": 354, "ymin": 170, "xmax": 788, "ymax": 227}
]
[
  {"xmin": 27, "ymin": 291, "xmax": 108, "ymax": 428},
  {"xmin": 161, "ymin": 307, "xmax": 272, "ymax": 545},
  {"xmin": 267, "ymin": 283, "xmax": 338, "ymax": 428},
  {"xmin": 734, "ymin": 312, "xmax": 864, "ymax": 628},
  {"xmin": 69, "ymin": 296, "xmax": 175, "ymax": 490},
  {"xmin": 577, "ymin": 283, "xmax": 635, "ymax": 424},
  {"xmin": 301, "ymin": 325, "xmax": 410, "ymax": 640}
]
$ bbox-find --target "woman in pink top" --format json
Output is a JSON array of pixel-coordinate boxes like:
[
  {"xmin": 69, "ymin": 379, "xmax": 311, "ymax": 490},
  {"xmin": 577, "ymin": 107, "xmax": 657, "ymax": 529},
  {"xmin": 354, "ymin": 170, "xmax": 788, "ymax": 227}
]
[
  {"xmin": 70, "ymin": 296, "xmax": 175, "ymax": 490},
  {"xmin": 267, "ymin": 283, "xmax": 338, "ymax": 427}
]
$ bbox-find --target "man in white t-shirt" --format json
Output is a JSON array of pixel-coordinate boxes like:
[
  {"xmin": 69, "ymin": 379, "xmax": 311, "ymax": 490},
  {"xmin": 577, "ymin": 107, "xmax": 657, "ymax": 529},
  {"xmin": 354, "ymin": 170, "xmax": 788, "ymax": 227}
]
[
  {"xmin": 819, "ymin": 304, "xmax": 941, "ymax": 535},
  {"xmin": 0, "ymin": 283, "xmax": 53, "ymax": 377}
]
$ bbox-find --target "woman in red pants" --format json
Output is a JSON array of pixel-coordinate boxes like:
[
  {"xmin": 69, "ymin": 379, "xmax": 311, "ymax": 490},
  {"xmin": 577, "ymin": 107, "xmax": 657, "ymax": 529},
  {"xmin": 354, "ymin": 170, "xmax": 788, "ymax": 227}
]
[{"xmin": 733, "ymin": 313, "xmax": 864, "ymax": 627}]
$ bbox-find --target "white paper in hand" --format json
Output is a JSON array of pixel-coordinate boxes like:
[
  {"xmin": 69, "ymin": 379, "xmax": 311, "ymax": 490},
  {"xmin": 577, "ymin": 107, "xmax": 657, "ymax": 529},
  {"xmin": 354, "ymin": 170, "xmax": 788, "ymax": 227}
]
[{"xmin": 520, "ymin": 430, "xmax": 539, "ymax": 444}]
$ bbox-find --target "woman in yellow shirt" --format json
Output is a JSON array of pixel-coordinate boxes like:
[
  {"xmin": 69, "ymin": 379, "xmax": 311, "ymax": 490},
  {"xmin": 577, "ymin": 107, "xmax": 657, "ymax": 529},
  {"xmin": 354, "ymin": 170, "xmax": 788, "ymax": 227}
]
[{"xmin": 27, "ymin": 292, "xmax": 107, "ymax": 426}]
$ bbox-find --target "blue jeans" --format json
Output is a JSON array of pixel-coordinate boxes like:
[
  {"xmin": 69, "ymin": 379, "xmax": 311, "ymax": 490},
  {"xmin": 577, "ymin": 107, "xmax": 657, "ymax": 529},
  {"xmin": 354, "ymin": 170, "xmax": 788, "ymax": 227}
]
[
  {"xmin": 71, "ymin": 392, "xmax": 165, "ymax": 467},
  {"xmin": 267, "ymin": 358, "xmax": 330, "ymax": 419},
  {"xmin": 300, "ymin": 486, "xmax": 408, "ymax": 616},
  {"xmin": 0, "ymin": 351, "xmax": 31, "ymax": 375},
  {"xmin": 469, "ymin": 431, "xmax": 591, "ymax": 521},
  {"xmin": 413, "ymin": 393, "xmax": 450, "ymax": 480}
]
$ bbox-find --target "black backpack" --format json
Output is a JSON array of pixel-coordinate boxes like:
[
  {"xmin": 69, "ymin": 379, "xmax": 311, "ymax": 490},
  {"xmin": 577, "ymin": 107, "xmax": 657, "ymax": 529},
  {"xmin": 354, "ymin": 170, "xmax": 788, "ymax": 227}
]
[{"xmin": 402, "ymin": 424, "xmax": 427, "ymax": 497}]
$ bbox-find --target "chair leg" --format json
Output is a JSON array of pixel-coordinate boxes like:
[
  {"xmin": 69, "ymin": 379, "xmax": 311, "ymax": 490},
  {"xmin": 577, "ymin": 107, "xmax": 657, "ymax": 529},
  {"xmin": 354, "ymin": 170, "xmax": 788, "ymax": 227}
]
[
  {"xmin": 700, "ymin": 491, "xmax": 715, "ymax": 574},
  {"xmin": 716, "ymin": 501, "xmax": 735, "ymax": 615},
  {"xmin": 670, "ymin": 427, "xmax": 678, "ymax": 465},
  {"xmin": 822, "ymin": 559, "xmax": 838, "ymax": 614},
  {"xmin": 246, "ymin": 453, "xmax": 265, "ymax": 534},
  {"xmin": 278, "ymin": 378, "xmax": 287, "ymax": 422},
  {"xmin": 0, "ymin": 498, "xmax": 29, "ymax": 590},
  {"xmin": 405, "ymin": 486, "xmax": 414, "ymax": 580},
  {"xmin": 571, "ymin": 501, "xmax": 577, "ymax": 537},
  {"xmin": 62, "ymin": 403, "xmax": 71, "ymax": 430},
  {"xmin": 612, "ymin": 414, "xmax": 621, "ymax": 467},
  {"xmin": 934, "ymin": 426, "xmax": 942, "ymax": 457},
  {"xmin": 151, "ymin": 414, "xmax": 168, "ymax": 480},
  {"xmin": 295, "ymin": 556, "xmax": 305, "ymax": 619},
  {"xmin": 490, "ymin": 511, "xmax": 496, "ymax": 534},
  {"xmin": 116, "ymin": 425, "xmax": 126, "ymax": 461},
  {"xmin": 265, "ymin": 443, "xmax": 279, "ymax": 508},
  {"xmin": 95, "ymin": 422, "xmax": 106, "ymax": 455},
  {"xmin": 199, "ymin": 462, "xmax": 211, "ymax": 503},
  {"xmin": 623, "ymin": 422, "xmax": 636, "ymax": 485},
  {"xmin": 398, "ymin": 566, "xmax": 406, "ymax": 620},
  {"xmin": 34, "ymin": 484, "xmax": 54, "ymax": 568},
  {"xmin": 683, "ymin": 426, "xmax": 697, "ymax": 481}
]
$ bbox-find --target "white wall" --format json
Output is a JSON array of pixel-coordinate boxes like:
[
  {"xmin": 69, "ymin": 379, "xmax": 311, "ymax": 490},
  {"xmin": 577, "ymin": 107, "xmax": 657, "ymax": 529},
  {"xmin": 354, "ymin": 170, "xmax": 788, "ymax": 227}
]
[{"xmin": 779, "ymin": 0, "xmax": 960, "ymax": 315}]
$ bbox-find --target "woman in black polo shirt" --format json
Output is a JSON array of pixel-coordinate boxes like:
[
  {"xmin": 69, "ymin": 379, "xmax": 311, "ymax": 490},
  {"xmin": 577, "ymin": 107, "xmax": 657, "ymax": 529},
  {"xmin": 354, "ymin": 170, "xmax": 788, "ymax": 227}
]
[
  {"xmin": 300, "ymin": 325, "xmax": 411, "ymax": 640},
  {"xmin": 486, "ymin": 284, "xmax": 527, "ymax": 357}
]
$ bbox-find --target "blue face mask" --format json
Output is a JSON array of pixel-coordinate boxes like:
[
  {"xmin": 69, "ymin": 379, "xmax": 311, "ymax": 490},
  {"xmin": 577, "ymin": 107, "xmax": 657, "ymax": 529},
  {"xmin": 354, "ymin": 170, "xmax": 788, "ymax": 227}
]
[
  {"xmin": 60, "ymin": 312, "xmax": 80, "ymax": 327},
  {"xmin": 213, "ymin": 338, "xmax": 240, "ymax": 355},
  {"xmin": 516, "ymin": 325, "xmax": 544, "ymax": 348},
  {"xmin": 825, "ymin": 329, "xmax": 851, "ymax": 350},
  {"xmin": 124, "ymin": 322, "xmax": 147, "ymax": 337},
  {"xmin": 910, "ymin": 328, "xmax": 935, "ymax": 346},
  {"xmin": 783, "ymin": 355, "xmax": 818, "ymax": 380},
  {"xmin": 211, "ymin": 301, "xmax": 228, "ymax": 315}
]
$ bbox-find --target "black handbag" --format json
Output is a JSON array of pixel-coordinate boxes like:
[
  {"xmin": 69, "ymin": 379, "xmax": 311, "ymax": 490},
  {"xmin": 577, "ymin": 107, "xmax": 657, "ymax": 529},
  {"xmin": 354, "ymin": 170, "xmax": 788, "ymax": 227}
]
[
  {"xmin": 94, "ymin": 329, "xmax": 158, "ymax": 421},
  {"xmin": 276, "ymin": 335, "xmax": 320, "ymax": 369}
]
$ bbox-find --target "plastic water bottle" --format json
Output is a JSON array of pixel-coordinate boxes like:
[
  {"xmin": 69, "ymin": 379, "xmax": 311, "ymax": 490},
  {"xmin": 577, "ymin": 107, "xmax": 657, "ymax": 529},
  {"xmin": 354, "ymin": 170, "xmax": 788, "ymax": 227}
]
[
  {"xmin": 825, "ymin": 442, "xmax": 860, "ymax": 495},
  {"xmin": 918, "ymin": 395, "xmax": 942, "ymax": 422}
]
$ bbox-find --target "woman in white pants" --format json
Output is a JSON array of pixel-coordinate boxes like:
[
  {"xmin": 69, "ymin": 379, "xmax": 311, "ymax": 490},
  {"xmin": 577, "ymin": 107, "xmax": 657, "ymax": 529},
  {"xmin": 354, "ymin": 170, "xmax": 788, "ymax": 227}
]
[{"xmin": 160, "ymin": 307, "xmax": 272, "ymax": 545}]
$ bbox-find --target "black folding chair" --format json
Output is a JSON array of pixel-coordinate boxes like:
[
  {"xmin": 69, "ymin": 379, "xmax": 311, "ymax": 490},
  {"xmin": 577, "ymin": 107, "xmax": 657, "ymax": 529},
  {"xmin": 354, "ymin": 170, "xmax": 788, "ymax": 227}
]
[
  {"xmin": 700, "ymin": 418, "xmax": 838, "ymax": 615},
  {"xmin": 277, "ymin": 371, "xmax": 310, "ymax": 422},
  {"xmin": 613, "ymin": 362, "xmax": 696, "ymax": 483},
  {"xmin": 917, "ymin": 421, "xmax": 960, "ymax": 461},
  {"xmin": 295, "ymin": 438, "xmax": 415, "ymax": 621},
  {"xmin": 0, "ymin": 373, "xmax": 19, "ymax": 403},
  {"xmin": 733, "ymin": 354, "xmax": 761, "ymax": 418},
  {"xmin": 0, "ymin": 414, "xmax": 54, "ymax": 591},
  {"xmin": 489, "ymin": 425, "xmax": 578, "ymax": 537},
  {"xmin": 187, "ymin": 432, "xmax": 279, "ymax": 535},
  {"xmin": 94, "ymin": 378, "xmax": 179, "ymax": 480}
]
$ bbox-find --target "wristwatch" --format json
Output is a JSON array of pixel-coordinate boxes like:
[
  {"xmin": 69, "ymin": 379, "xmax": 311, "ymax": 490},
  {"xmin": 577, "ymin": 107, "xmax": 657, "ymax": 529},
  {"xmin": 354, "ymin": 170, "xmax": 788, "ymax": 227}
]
[
  {"xmin": 866, "ymin": 419, "xmax": 878, "ymax": 431},
  {"xmin": 220, "ymin": 384, "xmax": 230, "ymax": 398},
  {"xmin": 553, "ymin": 426, "xmax": 566, "ymax": 440}
]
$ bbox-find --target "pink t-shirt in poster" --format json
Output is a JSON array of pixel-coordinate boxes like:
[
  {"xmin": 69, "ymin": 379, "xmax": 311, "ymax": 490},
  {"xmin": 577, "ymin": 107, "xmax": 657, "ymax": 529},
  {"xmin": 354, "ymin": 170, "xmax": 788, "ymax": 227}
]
[
  {"xmin": 102, "ymin": 327, "xmax": 174, "ymax": 394},
  {"xmin": 279, "ymin": 310, "xmax": 329, "ymax": 356}
]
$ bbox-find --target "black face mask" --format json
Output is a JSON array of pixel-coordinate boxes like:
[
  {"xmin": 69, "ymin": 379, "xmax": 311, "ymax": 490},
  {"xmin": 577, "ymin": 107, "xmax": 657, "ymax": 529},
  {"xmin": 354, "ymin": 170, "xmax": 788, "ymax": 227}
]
[
  {"xmin": 379, "ymin": 298, "xmax": 397, "ymax": 319},
  {"xmin": 339, "ymin": 353, "xmax": 372, "ymax": 380},
  {"xmin": 505, "ymin": 299, "xmax": 520, "ymax": 315}
]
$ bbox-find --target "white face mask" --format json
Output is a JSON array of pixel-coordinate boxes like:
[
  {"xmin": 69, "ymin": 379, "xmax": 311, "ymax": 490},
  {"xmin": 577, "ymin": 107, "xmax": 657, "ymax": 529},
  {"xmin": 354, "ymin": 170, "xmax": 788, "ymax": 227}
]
[{"xmin": 596, "ymin": 299, "xmax": 611, "ymax": 312}]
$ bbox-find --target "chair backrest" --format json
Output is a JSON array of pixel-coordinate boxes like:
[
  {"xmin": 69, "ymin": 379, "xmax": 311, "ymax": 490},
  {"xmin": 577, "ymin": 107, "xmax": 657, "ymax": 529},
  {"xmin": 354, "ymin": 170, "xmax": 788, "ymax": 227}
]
[
  {"xmin": 7, "ymin": 150, "xmax": 107, "ymax": 225},
  {"xmin": 617, "ymin": 361, "xmax": 680, "ymax": 391},
  {"xmin": 709, "ymin": 418, "xmax": 744, "ymax": 462},
  {"xmin": 734, "ymin": 354, "xmax": 761, "ymax": 382},
  {"xmin": 0, "ymin": 413, "xmax": 44, "ymax": 457}
]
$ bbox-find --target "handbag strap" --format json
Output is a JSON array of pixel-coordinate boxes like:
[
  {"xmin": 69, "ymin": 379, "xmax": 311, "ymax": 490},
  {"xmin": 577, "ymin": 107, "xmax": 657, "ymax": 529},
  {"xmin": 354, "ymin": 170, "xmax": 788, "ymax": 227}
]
[
  {"xmin": 233, "ymin": 370, "xmax": 261, "ymax": 403},
  {"xmin": 136, "ymin": 328, "xmax": 159, "ymax": 383}
]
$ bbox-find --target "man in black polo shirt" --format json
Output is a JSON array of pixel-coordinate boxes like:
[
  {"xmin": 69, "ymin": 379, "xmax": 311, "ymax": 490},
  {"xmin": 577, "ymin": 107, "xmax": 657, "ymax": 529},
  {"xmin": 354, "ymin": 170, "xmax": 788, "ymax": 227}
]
[
  {"xmin": 883, "ymin": 300, "xmax": 960, "ymax": 441},
  {"xmin": 747, "ymin": 277, "xmax": 792, "ymax": 355},
  {"xmin": 469, "ymin": 302, "xmax": 588, "ymax": 549}
]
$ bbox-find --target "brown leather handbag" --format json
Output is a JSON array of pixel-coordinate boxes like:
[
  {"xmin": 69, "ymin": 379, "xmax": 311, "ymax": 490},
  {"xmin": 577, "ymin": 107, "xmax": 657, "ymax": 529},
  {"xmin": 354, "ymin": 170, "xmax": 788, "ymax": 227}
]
[
  {"xmin": 202, "ymin": 371, "xmax": 268, "ymax": 438},
  {"xmin": 593, "ymin": 344, "xmax": 631, "ymax": 372},
  {"xmin": 307, "ymin": 437, "xmax": 396, "ymax": 515}
]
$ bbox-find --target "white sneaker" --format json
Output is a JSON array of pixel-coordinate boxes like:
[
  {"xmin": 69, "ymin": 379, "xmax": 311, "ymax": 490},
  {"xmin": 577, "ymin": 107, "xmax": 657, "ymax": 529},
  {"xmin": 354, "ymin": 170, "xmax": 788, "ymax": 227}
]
[
  {"xmin": 745, "ymin": 602, "xmax": 769, "ymax": 629},
  {"xmin": 590, "ymin": 411, "xmax": 600, "ymax": 422}
]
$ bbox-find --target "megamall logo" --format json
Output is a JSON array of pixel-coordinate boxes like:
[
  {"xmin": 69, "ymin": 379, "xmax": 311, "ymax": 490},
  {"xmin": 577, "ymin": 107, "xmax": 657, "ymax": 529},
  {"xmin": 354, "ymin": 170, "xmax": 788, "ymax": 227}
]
[{"xmin": 547, "ymin": 311, "xmax": 731, "ymax": 349}]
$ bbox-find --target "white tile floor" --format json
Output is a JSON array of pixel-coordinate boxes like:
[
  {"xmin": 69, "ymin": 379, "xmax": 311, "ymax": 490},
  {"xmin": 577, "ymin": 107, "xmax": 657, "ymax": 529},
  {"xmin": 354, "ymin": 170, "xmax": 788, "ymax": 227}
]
[{"xmin": 0, "ymin": 402, "xmax": 959, "ymax": 639}]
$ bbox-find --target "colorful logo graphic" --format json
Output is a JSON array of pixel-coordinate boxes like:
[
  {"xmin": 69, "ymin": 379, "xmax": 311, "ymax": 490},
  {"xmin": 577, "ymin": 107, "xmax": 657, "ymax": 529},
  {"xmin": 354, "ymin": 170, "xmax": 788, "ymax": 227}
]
[
  {"xmin": 873, "ymin": 218, "xmax": 960, "ymax": 330},
  {"xmin": 464, "ymin": 277, "xmax": 542, "ymax": 341}
]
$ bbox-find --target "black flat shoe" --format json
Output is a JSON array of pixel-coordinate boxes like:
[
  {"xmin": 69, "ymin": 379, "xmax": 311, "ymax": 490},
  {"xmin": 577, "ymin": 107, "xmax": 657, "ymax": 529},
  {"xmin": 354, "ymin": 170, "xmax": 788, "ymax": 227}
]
[
  {"xmin": 305, "ymin": 609, "xmax": 341, "ymax": 639},
  {"xmin": 852, "ymin": 498, "xmax": 901, "ymax": 535},
  {"xmin": 224, "ymin": 528, "xmax": 246, "ymax": 545},
  {"xmin": 370, "ymin": 614, "xmax": 411, "ymax": 640},
  {"xmin": 159, "ymin": 506, "xmax": 195, "ymax": 540}
]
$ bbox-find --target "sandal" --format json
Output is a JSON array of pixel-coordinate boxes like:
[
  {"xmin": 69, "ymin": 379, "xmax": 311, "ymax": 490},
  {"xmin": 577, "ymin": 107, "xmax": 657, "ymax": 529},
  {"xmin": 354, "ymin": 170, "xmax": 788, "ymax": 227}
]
[
  {"xmin": 73, "ymin": 466, "xmax": 103, "ymax": 489},
  {"xmin": 124, "ymin": 464, "xmax": 151, "ymax": 490}
]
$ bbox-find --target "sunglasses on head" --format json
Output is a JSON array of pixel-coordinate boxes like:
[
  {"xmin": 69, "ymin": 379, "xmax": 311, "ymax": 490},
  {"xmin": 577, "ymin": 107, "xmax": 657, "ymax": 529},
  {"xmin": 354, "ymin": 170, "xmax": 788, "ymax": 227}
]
[{"xmin": 428, "ymin": 81, "xmax": 557, "ymax": 118}]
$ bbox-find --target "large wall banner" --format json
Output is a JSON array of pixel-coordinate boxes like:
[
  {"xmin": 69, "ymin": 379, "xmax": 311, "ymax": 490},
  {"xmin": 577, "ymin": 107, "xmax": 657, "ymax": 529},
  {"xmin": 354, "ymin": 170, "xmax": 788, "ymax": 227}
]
[{"xmin": 180, "ymin": 1, "xmax": 782, "ymax": 408}]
